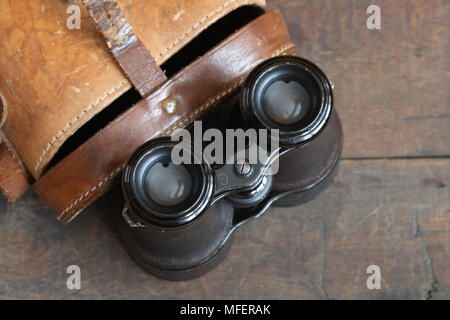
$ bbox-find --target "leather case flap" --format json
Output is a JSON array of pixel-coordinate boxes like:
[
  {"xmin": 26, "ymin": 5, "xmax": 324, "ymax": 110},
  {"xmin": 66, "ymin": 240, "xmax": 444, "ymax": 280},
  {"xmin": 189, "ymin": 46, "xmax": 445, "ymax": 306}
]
[
  {"xmin": 0, "ymin": 0, "xmax": 266, "ymax": 181},
  {"xmin": 34, "ymin": 10, "xmax": 295, "ymax": 222}
]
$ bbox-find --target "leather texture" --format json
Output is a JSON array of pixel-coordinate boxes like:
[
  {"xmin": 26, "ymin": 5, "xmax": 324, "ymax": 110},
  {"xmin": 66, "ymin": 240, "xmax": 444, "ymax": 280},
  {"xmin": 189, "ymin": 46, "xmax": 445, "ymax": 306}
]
[
  {"xmin": 0, "ymin": 132, "xmax": 32, "ymax": 201},
  {"xmin": 0, "ymin": 0, "xmax": 266, "ymax": 181},
  {"xmin": 83, "ymin": 0, "xmax": 168, "ymax": 97},
  {"xmin": 34, "ymin": 10, "xmax": 295, "ymax": 222},
  {"xmin": 0, "ymin": 94, "xmax": 31, "ymax": 201}
]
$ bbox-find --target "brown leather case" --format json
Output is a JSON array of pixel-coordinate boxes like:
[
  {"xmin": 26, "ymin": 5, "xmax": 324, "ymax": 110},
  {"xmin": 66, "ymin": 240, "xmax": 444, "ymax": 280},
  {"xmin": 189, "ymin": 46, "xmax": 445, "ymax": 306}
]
[{"xmin": 0, "ymin": 0, "xmax": 295, "ymax": 221}]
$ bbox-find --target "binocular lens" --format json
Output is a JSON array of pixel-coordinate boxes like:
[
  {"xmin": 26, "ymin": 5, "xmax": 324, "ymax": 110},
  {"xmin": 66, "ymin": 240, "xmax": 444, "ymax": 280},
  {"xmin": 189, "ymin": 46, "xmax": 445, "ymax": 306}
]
[
  {"xmin": 122, "ymin": 138, "xmax": 215, "ymax": 227},
  {"xmin": 144, "ymin": 162, "xmax": 192, "ymax": 206},
  {"xmin": 241, "ymin": 56, "xmax": 333, "ymax": 146},
  {"xmin": 262, "ymin": 80, "xmax": 310, "ymax": 125}
]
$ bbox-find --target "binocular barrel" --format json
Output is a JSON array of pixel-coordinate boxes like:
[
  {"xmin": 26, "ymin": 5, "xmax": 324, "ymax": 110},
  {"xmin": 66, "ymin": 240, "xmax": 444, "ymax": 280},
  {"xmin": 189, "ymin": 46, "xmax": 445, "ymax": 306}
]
[{"xmin": 117, "ymin": 56, "xmax": 343, "ymax": 280}]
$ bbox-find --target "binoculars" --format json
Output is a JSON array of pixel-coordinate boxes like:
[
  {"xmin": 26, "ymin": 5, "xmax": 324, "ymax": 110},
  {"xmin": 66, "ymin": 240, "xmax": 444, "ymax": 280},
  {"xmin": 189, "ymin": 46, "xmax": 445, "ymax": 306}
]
[{"xmin": 116, "ymin": 56, "xmax": 343, "ymax": 280}]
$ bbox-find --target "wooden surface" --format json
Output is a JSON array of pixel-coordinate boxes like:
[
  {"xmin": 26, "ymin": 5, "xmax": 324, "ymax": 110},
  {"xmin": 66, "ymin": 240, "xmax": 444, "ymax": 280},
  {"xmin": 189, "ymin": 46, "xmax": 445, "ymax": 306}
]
[{"xmin": 0, "ymin": 0, "xmax": 448, "ymax": 299}]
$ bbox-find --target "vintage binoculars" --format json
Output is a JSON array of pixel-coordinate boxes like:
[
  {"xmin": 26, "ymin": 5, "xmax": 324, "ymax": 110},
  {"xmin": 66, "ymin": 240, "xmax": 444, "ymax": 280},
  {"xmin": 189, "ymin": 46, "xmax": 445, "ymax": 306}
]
[{"xmin": 116, "ymin": 56, "xmax": 343, "ymax": 280}]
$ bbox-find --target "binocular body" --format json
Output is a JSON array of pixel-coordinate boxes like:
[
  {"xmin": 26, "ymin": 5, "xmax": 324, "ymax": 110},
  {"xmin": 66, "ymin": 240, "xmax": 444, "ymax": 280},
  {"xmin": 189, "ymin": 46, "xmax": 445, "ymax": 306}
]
[{"xmin": 116, "ymin": 56, "xmax": 343, "ymax": 280}]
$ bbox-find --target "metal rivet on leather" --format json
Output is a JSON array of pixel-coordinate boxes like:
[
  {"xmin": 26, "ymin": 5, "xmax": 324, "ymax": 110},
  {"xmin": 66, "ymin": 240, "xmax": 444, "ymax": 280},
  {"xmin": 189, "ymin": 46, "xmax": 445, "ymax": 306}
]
[{"xmin": 162, "ymin": 98, "xmax": 178, "ymax": 114}]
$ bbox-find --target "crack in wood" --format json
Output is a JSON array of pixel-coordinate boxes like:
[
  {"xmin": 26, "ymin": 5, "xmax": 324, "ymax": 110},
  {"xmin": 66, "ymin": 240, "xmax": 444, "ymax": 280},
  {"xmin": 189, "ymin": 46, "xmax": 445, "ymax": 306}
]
[
  {"xmin": 342, "ymin": 156, "xmax": 450, "ymax": 161},
  {"xmin": 421, "ymin": 241, "xmax": 439, "ymax": 300},
  {"xmin": 412, "ymin": 208, "xmax": 440, "ymax": 299}
]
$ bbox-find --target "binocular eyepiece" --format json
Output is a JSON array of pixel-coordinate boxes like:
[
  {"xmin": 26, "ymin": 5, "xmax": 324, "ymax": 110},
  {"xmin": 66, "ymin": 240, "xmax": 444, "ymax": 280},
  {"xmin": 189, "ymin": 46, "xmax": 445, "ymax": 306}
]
[
  {"xmin": 241, "ymin": 56, "xmax": 332, "ymax": 145},
  {"xmin": 122, "ymin": 139, "xmax": 215, "ymax": 228},
  {"xmin": 117, "ymin": 56, "xmax": 343, "ymax": 280}
]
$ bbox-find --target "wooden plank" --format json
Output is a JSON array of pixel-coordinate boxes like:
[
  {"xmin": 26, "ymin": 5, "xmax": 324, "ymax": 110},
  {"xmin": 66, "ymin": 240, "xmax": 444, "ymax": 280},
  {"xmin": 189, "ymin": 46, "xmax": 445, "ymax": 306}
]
[
  {"xmin": 0, "ymin": 0, "xmax": 448, "ymax": 300},
  {"xmin": 0, "ymin": 159, "xmax": 448, "ymax": 299},
  {"xmin": 268, "ymin": 0, "xmax": 450, "ymax": 158}
]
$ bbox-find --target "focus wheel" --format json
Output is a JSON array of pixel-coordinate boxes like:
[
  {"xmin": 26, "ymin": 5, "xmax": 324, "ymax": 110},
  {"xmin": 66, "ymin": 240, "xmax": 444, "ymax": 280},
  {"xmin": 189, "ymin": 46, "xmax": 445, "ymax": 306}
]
[{"xmin": 226, "ymin": 174, "xmax": 273, "ymax": 208}]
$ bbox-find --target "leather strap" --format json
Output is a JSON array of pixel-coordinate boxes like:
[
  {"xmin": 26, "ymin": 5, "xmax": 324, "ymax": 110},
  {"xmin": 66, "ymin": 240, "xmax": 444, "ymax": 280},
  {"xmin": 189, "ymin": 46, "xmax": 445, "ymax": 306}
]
[
  {"xmin": 34, "ymin": 10, "xmax": 295, "ymax": 222},
  {"xmin": 83, "ymin": 0, "xmax": 167, "ymax": 97},
  {"xmin": 0, "ymin": 94, "xmax": 32, "ymax": 201},
  {"xmin": 1, "ymin": 0, "xmax": 264, "ymax": 179},
  {"xmin": 0, "ymin": 131, "xmax": 32, "ymax": 201}
]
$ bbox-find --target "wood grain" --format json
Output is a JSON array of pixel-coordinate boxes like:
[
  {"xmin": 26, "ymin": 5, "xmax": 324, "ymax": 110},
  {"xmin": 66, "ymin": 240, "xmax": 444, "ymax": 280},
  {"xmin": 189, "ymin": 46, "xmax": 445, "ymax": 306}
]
[
  {"xmin": 269, "ymin": 0, "xmax": 450, "ymax": 158},
  {"xmin": 0, "ymin": 159, "xmax": 448, "ymax": 299},
  {"xmin": 0, "ymin": 0, "xmax": 449, "ymax": 299}
]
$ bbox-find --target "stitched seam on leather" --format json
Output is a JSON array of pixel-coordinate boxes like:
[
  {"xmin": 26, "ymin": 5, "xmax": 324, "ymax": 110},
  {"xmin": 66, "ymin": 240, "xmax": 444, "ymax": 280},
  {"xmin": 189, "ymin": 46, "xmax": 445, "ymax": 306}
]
[
  {"xmin": 58, "ymin": 42, "xmax": 295, "ymax": 222},
  {"xmin": 35, "ymin": 0, "xmax": 259, "ymax": 174},
  {"xmin": 162, "ymin": 43, "xmax": 295, "ymax": 136},
  {"xmin": 156, "ymin": 0, "xmax": 256, "ymax": 60},
  {"xmin": 36, "ymin": 0, "xmax": 260, "ymax": 175},
  {"xmin": 272, "ymin": 43, "xmax": 295, "ymax": 58},
  {"xmin": 163, "ymin": 79, "xmax": 245, "ymax": 136},
  {"xmin": 58, "ymin": 164, "xmax": 125, "ymax": 221},
  {"xmin": 56, "ymin": 80, "xmax": 242, "ymax": 222},
  {"xmin": 34, "ymin": 80, "xmax": 129, "ymax": 174}
]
